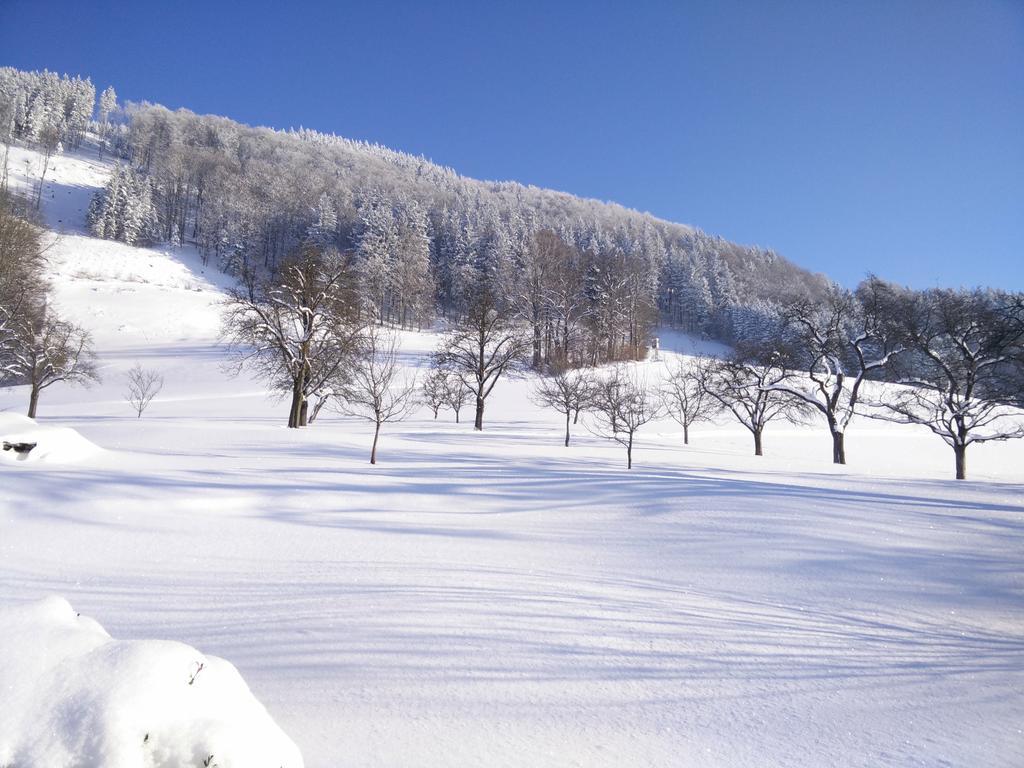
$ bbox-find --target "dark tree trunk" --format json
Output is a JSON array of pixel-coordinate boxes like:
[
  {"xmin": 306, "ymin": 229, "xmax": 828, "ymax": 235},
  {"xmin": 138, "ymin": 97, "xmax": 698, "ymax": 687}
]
[
  {"xmin": 455, "ymin": 408, "xmax": 460, "ymax": 424},
  {"xmin": 683, "ymin": 423, "xmax": 689, "ymax": 445},
  {"xmin": 370, "ymin": 422, "xmax": 380, "ymax": 465},
  {"xmin": 299, "ymin": 399, "xmax": 309, "ymax": 427},
  {"xmin": 287, "ymin": 378, "xmax": 304, "ymax": 428},
  {"xmin": 753, "ymin": 428, "xmax": 763, "ymax": 456},
  {"xmin": 474, "ymin": 396, "xmax": 484, "ymax": 431},
  {"xmin": 831, "ymin": 429, "xmax": 846, "ymax": 465},
  {"xmin": 954, "ymin": 443, "xmax": 967, "ymax": 480},
  {"xmin": 626, "ymin": 435, "xmax": 633, "ymax": 469},
  {"xmin": 27, "ymin": 386, "xmax": 40, "ymax": 419},
  {"xmin": 564, "ymin": 411, "xmax": 571, "ymax": 447}
]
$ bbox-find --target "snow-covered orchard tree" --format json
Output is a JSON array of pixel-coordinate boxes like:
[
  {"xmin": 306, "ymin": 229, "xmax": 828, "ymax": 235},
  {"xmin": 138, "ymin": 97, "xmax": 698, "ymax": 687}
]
[
  {"xmin": 336, "ymin": 327, "xmax": 418, "ymax": 464},
  {"xmin": 660, "ymin": 356, "xmax": 719, "ymax": 445},
  {"xmin": 866, "ymin": 287, "xmax": 1024, "ymax": 480},
  {"xmin": 530, "ymin": 365, "xmax": 597, "ymax": 447},
  {"xmin": 3, "ymin": 305, "xmax": 99, "ymax": 418},
  {"xmin": 587, "ymin": 365, "xmax": 662, "ymax": 469},
  {"xmin": 420, "ymin": 366, "xmax": 448, "ymax": 419},
  {"xmin": 221, "ymin": 244, "xmax": 364, "ymax": 428},
  {"xmin": 700, "ymin": 345, "xmax": 810, "ymax": 456},
  {"xmin": 434, "ymin": 283, "xmax": 529, "ymax": 431},
  {"xmin": 761, "ymin": 277, "xmax": 906, "ymax": 464}
]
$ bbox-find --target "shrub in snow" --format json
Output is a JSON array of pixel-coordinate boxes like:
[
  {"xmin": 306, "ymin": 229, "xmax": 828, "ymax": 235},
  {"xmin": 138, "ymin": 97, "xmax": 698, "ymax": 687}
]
[{"xmin": 0, "ymin": 596, "xmax": 303, "ymax": 768}]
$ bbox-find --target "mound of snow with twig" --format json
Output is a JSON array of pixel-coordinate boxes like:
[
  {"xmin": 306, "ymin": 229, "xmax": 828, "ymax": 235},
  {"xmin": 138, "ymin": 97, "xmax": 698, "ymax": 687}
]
[
  {"xmin": 0, "ymin": 413, "xmax": 103, "ymax": 464},
  {"xmin": 0, "ymin": 596, "xmax": 303, "ymax": 768}
]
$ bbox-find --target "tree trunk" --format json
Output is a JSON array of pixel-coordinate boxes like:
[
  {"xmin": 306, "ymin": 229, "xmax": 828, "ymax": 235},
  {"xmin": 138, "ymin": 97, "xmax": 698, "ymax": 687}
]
[
  {"xmin": 532, "ymin": 320, "xmax": 542, "ymax": 369},
  {"xmin": 831, "ymin": 429, "xmax": 846, "ymax": 464},
  {"xmin": 683, "ymin": 423, "xmax": 689, "ymax": 445},
  {"xmin": 564, "ymin": 411, "xmax": 571, "ymax": 447},
  {"xmin": 626, "ymin": 435, "xmax": 633, "ymax": 469},
  {"xmin": 299, "ymin": 399, "xmax": 309, "ymax": 427},
  {"xmin": 954, "ymin": 442, "xmax": 967, "ymax": 480},
  {"xmin": 474, "ymin": 396, "xmax": 484, "ymax": 431},
  {"xmin": 370, "ymin": 422, "xmax": 380, "ymax": 465},
  {"xmin": 27, "ymin": 386, "xmax": 40, "ymax": 419},
  {"xmin": 753, "ymin": 428, "xmax": 763, "ymax": 456},
  {"xmin": 287, "ymin": 379, "xmax": 304, "ymax": 428},
  {"xmin": 455, "ymin": 408, "xmax": 460, "ymax": 424}
]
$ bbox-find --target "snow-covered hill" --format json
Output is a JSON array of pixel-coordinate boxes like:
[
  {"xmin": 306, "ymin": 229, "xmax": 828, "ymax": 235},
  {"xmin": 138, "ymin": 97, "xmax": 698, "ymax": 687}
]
[{"xmin": 1, "ymin": 142, "xmax": 1023, "ymax": 768}]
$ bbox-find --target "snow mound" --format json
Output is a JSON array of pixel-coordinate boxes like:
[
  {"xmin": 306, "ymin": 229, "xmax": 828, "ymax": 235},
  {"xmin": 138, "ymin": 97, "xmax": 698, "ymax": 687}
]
[
  {"xmin": 0, "ymin": 413, "xmax": 102, "ymax": 464},
  {"xmin": 0, "ymin": 596, "xmax": 304, "ymax": 768}
]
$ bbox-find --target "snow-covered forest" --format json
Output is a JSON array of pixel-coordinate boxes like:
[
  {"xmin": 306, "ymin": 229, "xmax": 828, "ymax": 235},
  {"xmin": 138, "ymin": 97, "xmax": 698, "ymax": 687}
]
[{"xmin": 1, "ymin": 64, "xmax": 1023, "ymax": 768}]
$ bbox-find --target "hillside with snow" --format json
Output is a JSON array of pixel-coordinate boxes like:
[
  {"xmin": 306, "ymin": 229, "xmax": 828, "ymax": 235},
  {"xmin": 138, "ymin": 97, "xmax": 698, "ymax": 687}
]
[{"xmin": 1, "ymin": 142, "xmax": 1023, "ymax": 767}]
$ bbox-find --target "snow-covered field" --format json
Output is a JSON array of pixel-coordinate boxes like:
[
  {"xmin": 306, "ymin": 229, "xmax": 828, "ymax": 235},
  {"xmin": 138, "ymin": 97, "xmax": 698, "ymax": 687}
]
[{"xmin": 2, "ymin": 145, "xmax": 1023, "ymax": 767}]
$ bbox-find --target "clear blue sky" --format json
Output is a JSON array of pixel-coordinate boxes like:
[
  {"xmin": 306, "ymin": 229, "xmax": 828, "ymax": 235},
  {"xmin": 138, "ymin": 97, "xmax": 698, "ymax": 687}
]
[{"xmin": 3, "ymin": 0, "xmax": 1022, "ymax": 289}]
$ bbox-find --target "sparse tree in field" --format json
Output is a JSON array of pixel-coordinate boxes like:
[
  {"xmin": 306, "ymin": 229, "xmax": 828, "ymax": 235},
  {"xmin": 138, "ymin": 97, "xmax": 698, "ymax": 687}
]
[
  {"xmin": 124, "ymin": 363, "xmax": 164, "ymax": 418},
  {"xmin": 588, "ymin": 365, "xmax": 662, "ymax": 468},
  {"xmin": 660, "ymin": 356, "xmax": 718, "ymax": 445},
  {"xmin": 865, "ymin": 287, "xmax": 1024, "ymax": 480},
  {"xmin": 700, "ymin": 347, "xmax": 808, "ymax": 456},
  {"xmin": 763, "ymin": 277, "xmax": 906, "ymax": 464},
  {"xmin": 4, "ymin": 306, "xmax": 99, "ymax": 418},
  {"xmin": 337, "ymin": 327, "xmax": 418, "ymax": 464},
  {"xmin": 435, "ymin": 286, "xmax": 529, "ymax": 430},
  {"xmin": 421, "ymin": 366, "xmax": 448, "ymax": 419},
  {"xmin": 442, "ymin": 371, "xmax": 471, "ymax": 423},
  {"xmin": 531, "ymin": 366, "xmax": 596, "ymax": 447},
  {"xmin": 221, "ymin": 244, "xmax": 363, "ymax": 428}
]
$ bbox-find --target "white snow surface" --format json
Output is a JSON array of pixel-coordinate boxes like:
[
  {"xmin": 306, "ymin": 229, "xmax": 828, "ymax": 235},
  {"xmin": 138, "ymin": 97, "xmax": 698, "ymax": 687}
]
[
  {"xmin": 2, "ymin": 142, "xmax": 1023, "ymax": 767},
  {"xmin": 0, "ymin": 596, "xmax": 303, "ymax": 768}
]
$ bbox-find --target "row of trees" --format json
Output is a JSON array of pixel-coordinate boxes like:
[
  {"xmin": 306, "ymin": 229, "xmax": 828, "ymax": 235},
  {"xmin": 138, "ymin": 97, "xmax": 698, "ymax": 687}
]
[
  {"xmin": 525, "ymin": 279, "xmax": 1023, "ymax": 480},
  {"xmin": 219, "ymin": 236, "xmax": 1022, "ymax": 478}
]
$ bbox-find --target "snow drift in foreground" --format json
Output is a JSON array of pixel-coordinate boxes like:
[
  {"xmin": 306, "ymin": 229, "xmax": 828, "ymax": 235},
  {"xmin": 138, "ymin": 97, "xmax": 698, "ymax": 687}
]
[
  {"xmin": 0, "ymin": 413, "xmax": 102, "ymax": 464},
  {"xmin": 0, "ymin": 597, "xmax": 303, "ymax": 768}
]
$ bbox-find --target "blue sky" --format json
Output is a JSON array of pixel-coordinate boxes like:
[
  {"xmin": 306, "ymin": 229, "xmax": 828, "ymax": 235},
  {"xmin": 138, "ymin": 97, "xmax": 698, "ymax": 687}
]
[{"xmin": 3, "ymin": 0, "xmax": 1022, "ymax": 289}]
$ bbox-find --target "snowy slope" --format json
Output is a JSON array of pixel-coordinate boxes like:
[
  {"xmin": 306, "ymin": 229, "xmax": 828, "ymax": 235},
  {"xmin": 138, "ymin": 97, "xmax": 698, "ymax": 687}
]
[{"xmin": 1, "ymin": 142, "xmax": 1023, "ymax": 768}]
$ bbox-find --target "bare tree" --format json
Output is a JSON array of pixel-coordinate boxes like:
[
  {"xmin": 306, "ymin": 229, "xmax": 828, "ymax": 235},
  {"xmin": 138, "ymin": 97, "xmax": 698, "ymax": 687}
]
[
  {"xmin": 222, "ymin": 244, "xmax": 363, "ymax": 428},
  {"xmin": 530, "ymin": 366, "xmax": 596, "ymax": 447},
  {"xmin": 435, "ymin": 288, "xmax": 529, "ymax": 430},
  {"xmin": 764, "ymin": 278, "xmax": 906, "ymax": 463},
  {"xmin": 4, "ymin": 307, "xmax": 99, "ymax": 418},
  {"xmin": 337, "ymin": 327, "xmax": 418, "ymax": 464},
  {"xmin": 864, "ymin": 287, "xmax": 1024, "ymax": 479},
  {"xmin": 442, "ymin": 372, "xmax": 471, "ymax": 423},
  {"xmin": 701, "ymin": 347, "xmax": 807, "ymax": 456},
  {"xmin": 660, "ymin": 356, "xmax": 718, "ymax": 445},
  {"xmin": 421, "ymin": 366, "xmax": 448, "ymax": 419},
  {"xmin": 124, "ymin": 363, "xmax": 164, "ymax": 418},
  {"xmin": 588, "ymin": 365, "xmax": 662, "ymax": 468}
]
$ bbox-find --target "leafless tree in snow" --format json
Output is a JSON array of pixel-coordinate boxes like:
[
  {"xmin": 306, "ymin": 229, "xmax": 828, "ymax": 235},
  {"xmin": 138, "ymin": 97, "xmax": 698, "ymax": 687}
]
[
  {"xmin": 530, "ymin": 365, "xmax": 597, "ymax": 447},
  {"xmin": 124, "ymin": 363, "xmax": 164, "ymax": 418},
  {"xmin": 587, "ymin": 365, "xmax": 662, "ymax": 468},
  {"xmin": 660, "ymin": 356, "xmax": 719, "ymax": 445},
  {"xmin": 337, "ymin": 327, "xmax": 418, "ymax": 464}
]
